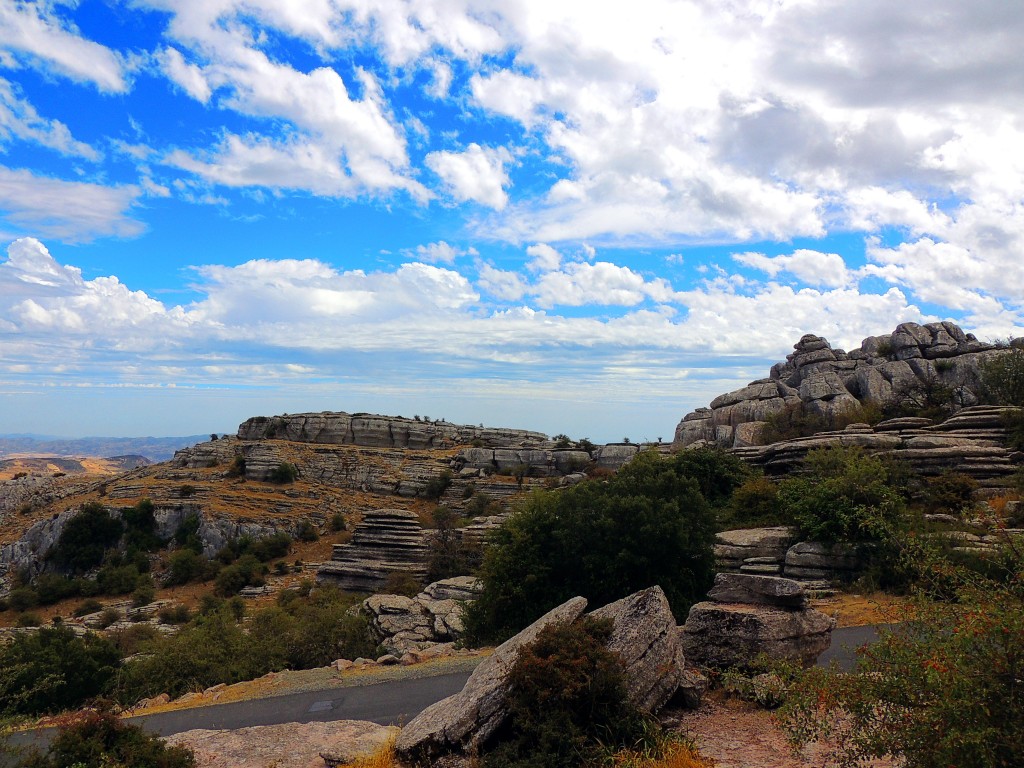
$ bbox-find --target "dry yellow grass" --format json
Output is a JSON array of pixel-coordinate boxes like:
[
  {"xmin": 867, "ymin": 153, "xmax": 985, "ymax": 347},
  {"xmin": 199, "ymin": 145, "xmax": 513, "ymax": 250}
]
[
  {"xmin": 604, "ymin": 741, "xmax": 715, "ymax": 768},
  {"xmin": 809, "ymin": 591, "xmax": 911, "ymax": 628},
  {"xmin": 333, "ymin": 733, "xmax": 397, "ymax": 768}
]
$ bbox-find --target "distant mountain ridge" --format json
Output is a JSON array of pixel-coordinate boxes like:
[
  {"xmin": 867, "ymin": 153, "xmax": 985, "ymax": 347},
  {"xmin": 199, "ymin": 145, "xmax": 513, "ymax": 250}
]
[{"xmin": 0, "ymin": 435, "xmax": 209, "ymax": 463}]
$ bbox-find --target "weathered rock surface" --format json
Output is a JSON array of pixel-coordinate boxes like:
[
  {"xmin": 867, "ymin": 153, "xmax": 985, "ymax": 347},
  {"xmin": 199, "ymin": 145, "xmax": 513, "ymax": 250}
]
[
  {"xmin": 589, "ymin": 586, "xmax": 686, "ymax": 713},
  {"xmin": 317, "ymin": 509, "xmax": 429, "ymax": 592},
  {"xmin": 164, "ymin": 720, "xmax": 397, "ymax": 768},
  {"xmin": 237, "ymin": 412, "xmax": 550, "ymax": 449},
  {"xmin": 707, "ymin": 572, "xmax": 808, "ymax": 609},
  {"xmin": 395, "ymin": 596, "xmax": 589, "ymax": 762},
  {"xmin": 714, "ymin": 527, "xmax": 797, "ymax": 573},
  {"xmin": 682, "ymin": 575, "xmax": 834, "ymax": 668},
  {"xmin": 674, "ymin": 322, "xmax": 1007, "ymax": 451},
  {"xmin": 363, "ymin": 578, "xmax": 481, "ymax": 654}
]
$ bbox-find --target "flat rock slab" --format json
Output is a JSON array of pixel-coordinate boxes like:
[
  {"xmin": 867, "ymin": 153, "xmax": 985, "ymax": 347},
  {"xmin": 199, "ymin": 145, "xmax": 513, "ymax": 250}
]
[
  {"xmin": 165, "ymin": 720, "xmax": 397, "ymax": 768},
  {"xmin": 395, "ymin": 596, "xmax": 588, "ymax": 763},
  {"xmin": 708, "ymin": 573, "xmax": 807, "ymax": 609}
]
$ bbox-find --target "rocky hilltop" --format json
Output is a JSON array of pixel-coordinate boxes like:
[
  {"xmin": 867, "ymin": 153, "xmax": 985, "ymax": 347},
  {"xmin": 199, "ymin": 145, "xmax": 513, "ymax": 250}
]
[
  {"xmin": 237, "ymin": 412, "xmax": 549, "ymax": 449},
  {"xmin": 675, "ymin": 321, "xmax": 1001, "ymax": 449}
]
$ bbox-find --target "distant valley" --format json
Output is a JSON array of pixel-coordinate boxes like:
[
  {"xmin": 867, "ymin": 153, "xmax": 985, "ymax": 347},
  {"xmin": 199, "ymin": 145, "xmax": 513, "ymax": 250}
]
[{"xmin": 0, "ymin": 434, "xmax": 212, "ymax": 464}]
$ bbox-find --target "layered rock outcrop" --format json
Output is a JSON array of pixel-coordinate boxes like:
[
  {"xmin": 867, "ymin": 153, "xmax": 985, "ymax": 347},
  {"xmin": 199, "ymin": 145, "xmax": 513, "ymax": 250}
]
[
  {"xmin": 237, "ymin": 412, "xmax": 549, "ymax": 449},
  {"xmin": 674, "ymin": 321, "xmax": 1002, "ymax": 450},
  {"xmin": 681, "ymin": 573, "xmax": 835, "ymax": 668},
  {"xmin": 317, "ymin": 509, "xmax": 429, "ymax": 592}
]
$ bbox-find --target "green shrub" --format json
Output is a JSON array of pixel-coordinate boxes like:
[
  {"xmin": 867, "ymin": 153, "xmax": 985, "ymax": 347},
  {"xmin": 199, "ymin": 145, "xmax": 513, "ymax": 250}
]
[
  {"xmin": 73, "ymin": 598, "xmax": 103, "ymax": 617},
  {"xmin": 426, "ymin": 506, "xmax": 472, "ymax": 582},
  {"xmin": 21, "ymin": 709, "xmax": 195, "ymax": 768},
  {"xmin": 179, "ymin": 484, "xmax": 196, "ymax": 498},
  {"xmin": 96, "ymin": 563, "xmax": 143, "ymax": 595},
  {"xmin": 214, "ymin": 554, "xmax": 266, "ymax": 596},
  {"xmin": 268, "ymin": 462, "xmax": 298, "ymax": 484},
  {"xmin": 922, "ymin": 471, "xmax": 979, "ymax": 515},
  {"xmin": 7, "ymin": 587, "xmax": 38, "ymax": 612},
  {"xmin": 173, "ymin": 513, "xmax": 203, "ymax": 554},
  {"xmin": 122, "ymin": 498, "xmax": 162, "ymax": 552},
  {"xmin": 672, "ymin": 446, "xmax": 751, "ymax": 508},
  {"xmin": 97, "ymin": 607, "xmax": 122, "ymax": 629},
  {"xmin": 465, "ymin": 450, "xmax": 716, "ymax": 644},
  {"xmin": 981, "ymin": 345, "xmax": 1024, "ymax": 406},
  {"xmin": 226, "ymin": 454, "xmax": 246, "ymax": 478},
  {"xmin": 164, "ymin": 549, "xmax": 218, "ymax": 586},
  {"xmin": 423, "ymin": 470, "xmax": 453, "ymax": 501},
  {"xmin": 32, "ymin": 573, "xmax": 82, "ymax": 605},
  {"xmin": 295, "ymin": 520, "xmax": 319, "ymax": 542},
  {"xmin": 250, "ymin": 532, "xmax": 292, "ymax": 561},
  {"xmin": 480, "ymin": 617, "xmax": 646, "ymax": 768},
  {"xmin": 780, "ymin": 533, "xmax": 1024, "ymax": 768},
  {"xmin": 16, "ymin": 612, "xmax": 42, "ymax": 627},
  {"xmin": 382, "ymin": 572, "xmax": 422, "ymax": 597},
  {"xmin": 722, "ymin": 475, "xmax": 786, "ymax": 529},
  {"xmin": 328, "ymin": 512, "xmax": 346, "ymax": 532},
  {"xmin": 48, "ymin": 502, "xmax": 123, "ymax": 573},
  {"xmin": 157, "ymin": 604, "xmax": 192, "ymax": 625},
  {"xmin": 777, "ymin": 446, "xmax": 907, "ymax": 542},
  {"xmin": 132, "ymin": 577, "xmax": 156, "ymax": 607},
  {"xmin": 0, "ymin": 626, "xmax": 120, "ymax": 716}
]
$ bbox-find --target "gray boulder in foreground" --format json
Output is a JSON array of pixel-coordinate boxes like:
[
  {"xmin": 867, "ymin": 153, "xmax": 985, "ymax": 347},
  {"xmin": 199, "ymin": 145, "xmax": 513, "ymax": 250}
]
[
  {"xmin": 395, "ymin": 596, "xmax": 588, "ymax": 762},
  {"xmin": 589, "ymin": 586, "xmax": 686, "ymax": 714}
]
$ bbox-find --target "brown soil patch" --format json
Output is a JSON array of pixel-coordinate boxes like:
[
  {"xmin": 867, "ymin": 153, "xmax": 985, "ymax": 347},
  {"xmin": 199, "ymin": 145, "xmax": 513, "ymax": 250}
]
[{"xmin": 810, "ymin": 591, "xmax": 910, "ymax": 628}]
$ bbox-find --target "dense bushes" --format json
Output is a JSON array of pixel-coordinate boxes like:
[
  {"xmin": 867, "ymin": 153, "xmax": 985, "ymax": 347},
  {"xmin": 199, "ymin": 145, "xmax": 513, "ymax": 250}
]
[
  {"xmin": 777, "ymin": 447, "xmax": 907, "ymax": 542},
  {"xmin": 464, "ymin": 449, "xmax": 717, "ymax": 643},
  {"xmin": 981, "ymin": 344, "xmax": 1024, "ymax": 406},
  {"xmin": 0, "ymin": 627, "xmax": 120, "ymax": 717},
  {"xmin": 48, "ymin": 502, "xmax": 124, "ymax": 573}
]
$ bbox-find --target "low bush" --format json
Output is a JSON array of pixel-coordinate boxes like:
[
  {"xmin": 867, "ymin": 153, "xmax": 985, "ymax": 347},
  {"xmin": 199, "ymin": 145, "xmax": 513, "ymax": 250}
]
[
  {"xmin": 423, "ymin": 470, "xmax": 453, "ymax": 501},
  {"xmin": 720, "ymin": 475, "xmax": 785, "ymax": 529},
  {"xmin": 268, "ymin": 462, "xmax": 298, "ymax": 484},
  {"xmin": 226, "ymin": 454, "xmax": 246, "ymax": 478},
  {"xmin": 164, "ymin": 549, "xmax": 219, "ymax": 586},
  {"xmin": 97, "ymin": 563, "xmax": 144, "ymax": 595},
  {"xmin": 922, "ymin": 471, "xmax": 979, "ymax": 515},
  {"xmin": 72, "ymin": 598, "xmax": 103, "ymax": 617},
  {"xmin": 157, "ymin": 604, "xmax": 191, "ymax": 625},
  {"xmin": 19, "ymin": 710, "xmax": 195, "ymax": 768},
  {"xmin": 214, "ymin": 554, "xmax": 266, "ymax": 596},
  {"xmin": 295, "ymin": 520, "xmax": 319, "ymax": 542},
  {"xmin": 328, "ymin": 512, "xmax": 346, "ymax": 532}
]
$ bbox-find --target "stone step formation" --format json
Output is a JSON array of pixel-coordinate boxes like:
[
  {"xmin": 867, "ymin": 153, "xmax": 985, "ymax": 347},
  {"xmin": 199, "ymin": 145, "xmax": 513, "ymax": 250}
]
[{"xmin": 317, "ymin": 509, "xmax": 429, "ymax": 592}]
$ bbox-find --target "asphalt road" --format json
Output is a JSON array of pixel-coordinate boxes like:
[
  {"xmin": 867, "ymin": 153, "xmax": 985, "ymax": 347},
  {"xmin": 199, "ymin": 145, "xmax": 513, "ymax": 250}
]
[
  {"xmin": 4, "ymin": 623, "xmax": 890, "ymax": 760},
  {"xmin": 132, "ymin": 624, "xmax": 892, "ymax": 735}
]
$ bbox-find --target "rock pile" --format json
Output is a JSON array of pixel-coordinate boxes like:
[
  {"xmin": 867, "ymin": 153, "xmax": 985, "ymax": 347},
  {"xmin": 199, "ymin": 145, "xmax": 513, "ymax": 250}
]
[
  {"xmin": 681, "ymin": 573, "xmax": 835, "ymax": 669},
  {"xmin": 395, "ymin": 586, "xmax": 687, "ymax": 765},
  {"xmin": 362, "ymin": 576, "xmax": 480, "ymax": 655},
  {"xmin": 714, "ymin": 527, "xmax": 864, "ymax": 586},
  {"xmin": 316, "ymin": 509, "xmax": 429, "ymax": 592},
  {"xmin": 674, "ymin": 321, "xmax": 1003, "ymax": 450}
]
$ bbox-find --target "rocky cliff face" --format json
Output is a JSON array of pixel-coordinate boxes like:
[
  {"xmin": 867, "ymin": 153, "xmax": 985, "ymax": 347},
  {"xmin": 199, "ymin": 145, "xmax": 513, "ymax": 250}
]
[
  {"xmin": 674, "ymin": 321, "xmax": 1002, "ymax": 449},
  {"xmin": 236, "ymin": 412, "xmax": 550, "ymax": 449}
]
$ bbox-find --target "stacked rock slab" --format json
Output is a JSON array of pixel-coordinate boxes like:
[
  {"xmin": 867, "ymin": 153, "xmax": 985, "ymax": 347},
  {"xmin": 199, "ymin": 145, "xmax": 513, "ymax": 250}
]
[
  {"xmin": 714, "ymin": 527, "xmax": 797, "ymax": 576},
  {"xmin": 317, "ymin": 509, "xmax": 428, "ymax": 592},
  {"xmin": 674, "ymin": 321, "xmax": 1002, "ymax": 450},
  {"xmin": 682, "ymin": 573, "xmax": 835, "ymax": 669}
]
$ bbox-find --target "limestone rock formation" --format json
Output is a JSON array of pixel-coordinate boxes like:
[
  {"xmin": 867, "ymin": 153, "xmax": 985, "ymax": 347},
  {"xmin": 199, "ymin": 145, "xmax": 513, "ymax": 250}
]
[
  {"xmin": 674, "ymin": 321, "xmax": 1002, "ymax": 450},
  {"xmin": 681, "ymin": 574, "xmax": 834, "ymax": 668},
  {"xmin": 237, "ymin": 412, "xmax": 550, "ymax": 449},
  {"xmin": 714, "ymin": 527, "xmax": 797, "ymax": 575},
  {"xmin": 396, "ymin": 588, "xmax": 691, "ymax": 764},
  {"xmin": 588, "ymin": 586, "xmax": 686, "ymax": 714},
  {"xmin": 395, "ymin": 596, "xmax": 589, "ymax": 762},
  {"xmin": 362, "ymin": 577, "xmax": 481, "ymax": 654},
  {"xmin": 317, "ymin": 509, "xmax": 429, "ymax": 592}
]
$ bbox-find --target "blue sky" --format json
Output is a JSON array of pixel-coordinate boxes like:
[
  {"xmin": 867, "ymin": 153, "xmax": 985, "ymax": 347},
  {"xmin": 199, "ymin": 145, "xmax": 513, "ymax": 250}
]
[{"xmin": 1, "ymin": 0, "xmax": 1022, "ymax": 442}]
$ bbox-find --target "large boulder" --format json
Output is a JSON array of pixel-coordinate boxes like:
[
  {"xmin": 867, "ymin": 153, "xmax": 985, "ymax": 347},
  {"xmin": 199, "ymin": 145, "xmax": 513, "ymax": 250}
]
[
  {"xmin": 395, "ymin": 597, "xmax": 589, "ymax": 762},
  {"xmin": 681, "ymin": 574, "xmax": 834, "ymax": 668},
  {"xmin": 589, "ymin": 586, "xmax": 685, "ymax": 714}
]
